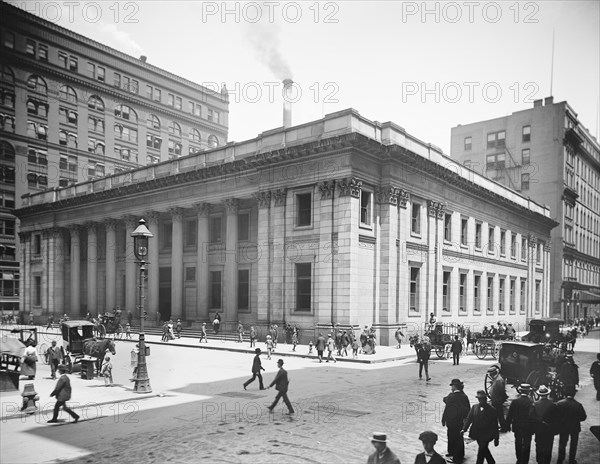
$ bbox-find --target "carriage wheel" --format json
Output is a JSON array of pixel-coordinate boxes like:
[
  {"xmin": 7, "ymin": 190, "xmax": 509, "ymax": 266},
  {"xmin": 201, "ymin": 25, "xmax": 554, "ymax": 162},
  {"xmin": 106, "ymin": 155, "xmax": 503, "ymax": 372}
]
[
  {"xmin": 475, "ymin": 343, "xmax": 488, "ymax": 359},
  {"xmin": 491, "ymin": 342, "xmax": 501, "ymax": 360},
  {"xmin": 435, "ymin": 346, "xmax": 446, "ymax": 359},
  {"xmin": 37, "ymin": 342, "xmax": 49, "ymax": 364}
]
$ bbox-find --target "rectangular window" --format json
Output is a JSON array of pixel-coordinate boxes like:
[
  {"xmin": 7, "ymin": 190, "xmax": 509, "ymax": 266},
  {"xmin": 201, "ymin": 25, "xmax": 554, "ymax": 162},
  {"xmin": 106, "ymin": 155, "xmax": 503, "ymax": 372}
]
[
  {"xmin": 520, "ymin": 278, "xmax": 527, "ymax": 314},
  {"xmin": 488, "ymin": 226, "xmax": 495, "ymax": 250},
  {"xmin": 210, "ymin": 271, "xmax": 222, "ymax": 309},
  {"xmin": 295, "ymin": 263, "xmax": 312, "ymax": 311},
  {"xmin": 97, "ymin": 66, "xmax": 105, "ymax": 82},
  {"xmin": 464, "ymin": 136, "xmax": 472, "ymax": 151},
  {"xmin": 33, "ymin": 276, "xmax": 41, "ymax": 306},
  {"xmin": 168, "ymin": 93, "xmax": 174, "ymax": 106},
  {"xmin": 510, "ymin": 233, "xmax": 516, "ymax": 259},
  {"xmin": 499, "ymin": 277, "xmax": 505, "ymax": 313},
  {"xmin": 296, "ymin": 193, "xmax": 312, "ymax": 227},
  {"xmin": 459, "ymin": 273, "xmax": 466, "ymax": 313},
  {"xmin": 58, "ymin": 51, "xmax": 68, "ymax": 68},
  {"xmin": 210, "ymin": 216, "xmax": 222, "ymax": 243},
  {"xmin": 238, "ymin": 213, "xmax": 250, "ymax": 241},
  {"xmin": 69, "ymin": 57, "xmax": 78, "ymax": 72},
  {"xmin": 521, "ymin": 173, "xmax": 530, "ymax": 190},
  {"xmin": 154, "ymin": 88, "xmax": 161, "ymax": 102},
  {"xmin": 175, "ymin": 96, "xmax": 182, "ymax": 110},
  {"xmin": 521, "ymin": 237, "xmax": 527, "ymax": 261},
  {"xmin": 510, "ymin": 279, "xmax": 516, "ymax": 314},
  {"xmin": 475, "ymin": 222, "xmax": 482, "ymax": 248},
  {"xmin": 411, "ymin": 203, "xmax": 421, "ymax": 235},
  {"xmin": 360, "ymin": 191, "xmax": 371, "ymax": 225},
  {"xmin": 184, "ymin": 219, "xmax": 197, "ymax": 247},
  {"xmin": 500, "ymin": 230, "xmax": 506, "ymax": 256},
  {"xmin": 442, "ymin": 271, "xmax": 451, "ymax": 312},
  {"xmin": 185, "ymin": 267, "xmax": 196, "ymax": 281},
  {"xmin": 487, "ymin": 130, "xmax": 505, "ymax": 149},
  {"xmin": 535, "ymin": 280, "xmax": 541, "ymax": 313},
  {"xmin": 461, "ymin": 218, "xmax": 468, "ymax": 246},
  {"xmin": 410, "ymin": 267, "xmax": 420, "ymax": 312},
  {"xmin": 33, "ymin": 234, "xmax": 42, "ymax": 255},
  {"xmin": 238, "ymin": 269, "xmax": 249, "ymax": 310},
  {"xmin": 522, "ymin": 125, "xmax": 531, "ymax": 143},
  {"xmin": 115, "ymin": 73, "xmax": 122, "ymax": 88},
  {"xmin": 3, "ymin": 31, "xmax": 15, "ymax": 49},
  {"xmin": 87, "ymin": 62, "xmax": 95, "ymax": 77},
  {"xmin": 536, "ymin": 243, "xmax": 541, "ymax": 264},
  {"xmin": 444, "ymin": 213, "xmax": 452, "ymax": 242},
  {"xmin": 25, "ymin": 38, "xmax": 35, "ymax": 56},
  {"xmin": 474, "ymin": 275, "xmax": 481, "ymax": 313},
  {"xmin": 522, "ymin": 148, "xmax": 530, "ymax": 165},
  {"xmin": 487, "ymin": 276, "xmax": 494, "ymax": 313},
  {"xmin": 38, "ymin": 44, "xmax": 48, "ymax": 61}
]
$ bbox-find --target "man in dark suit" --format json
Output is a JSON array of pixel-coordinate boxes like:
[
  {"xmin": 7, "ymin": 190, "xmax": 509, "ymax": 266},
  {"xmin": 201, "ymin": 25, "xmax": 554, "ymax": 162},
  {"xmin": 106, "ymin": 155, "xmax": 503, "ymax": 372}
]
[
  {"xmin": 488, "ymin": 365, "xmax": 509, "ymax": 432},
  {"xmin": 366, "ymin": 432, "xmax": 401, "ymax": 464},
  {"xmin": 267, "ymin": 359, "xmax": 294, "ymax": 414},
  {"xmin": 414, "ymin": 431, "xmax": 446, "ymax": 464},
  {"xmin": 461, "ymin": 390, "xmax": 499, "ymax": 464},
  {"xmin": 417, "ymin": 340, "xmax": 431, "ymax": 381},
  {"xmin": 530, "ymin": 385, "xmax": 558, "ymax": 464},
  {"xmin": 243, "ymin": 348, "xmax": 265, "ymax": 390},
  {"xmin": 451, "ymin": 336, "xmax": 462, "ymax": 366},
  {"xmin": 506, "ymin": 383, "xmax": 534, "ymax": 464},
  {"xmin": 48, "ymin": 364, "xmax": 79, "ymax": 423},
  {"xmin": 442, "ymin": 378, "xmax": 470, "ymax": 463},
  {"xmin": 316, "ymin": 333, "xmax": 326, "ymax": 363},
  {"xmin": 556, "ymin": 384, "xmax": 587, "ymax": 464}
]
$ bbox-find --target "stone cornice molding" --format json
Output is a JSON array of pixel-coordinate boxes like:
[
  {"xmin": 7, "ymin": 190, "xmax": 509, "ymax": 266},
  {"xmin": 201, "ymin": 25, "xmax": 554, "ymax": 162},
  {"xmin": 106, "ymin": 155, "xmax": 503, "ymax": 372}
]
[
  {"xmin": 254, "ymin": 191, "xmax": 271, "ymax": 209},
  {"xmin": 398, "ymin": 189, "xmax": 410, "ymax": 209},
  {"xmin": 337, "ymin": 177, "xmax": 362, "ymax": 198},
  {"xmin": 194, "ymin": 203, "xmax": 212, "ymax": 218},
  {"xmin": 427, "ymin": 200, "xmax": 446, "ymax": 219},
  {"xmin": 318, "ymin": 180, "xmax": 336, "ymax": 200},
  {"xmin": 375, "ymin": 185, "xmax": 401, "ymax": 206},
  {"xmin": 225, "ymin": 198, "xmax": 240, "ymax": 214},
  {"xmin": 272, "ymin": 189, "xmax": 288, "ymax": 207}
]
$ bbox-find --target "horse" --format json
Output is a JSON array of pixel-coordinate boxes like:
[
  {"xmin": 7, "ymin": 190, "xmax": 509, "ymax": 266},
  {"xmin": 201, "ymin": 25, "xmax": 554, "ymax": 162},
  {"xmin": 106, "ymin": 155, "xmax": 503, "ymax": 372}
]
[{"xmin": 83, "ymin": 338, "xmax": 116, "ymax": 373}]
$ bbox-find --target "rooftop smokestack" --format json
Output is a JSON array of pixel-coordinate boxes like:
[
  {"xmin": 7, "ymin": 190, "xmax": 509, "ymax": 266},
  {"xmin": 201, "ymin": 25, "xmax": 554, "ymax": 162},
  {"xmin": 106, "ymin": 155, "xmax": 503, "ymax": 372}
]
[
  {"xmin": 139, "ymin": 55, "xmax": 147, "ymax": 63},
  {"xmin": 283, "ymin": 78, "xmax": 293, "ymax": 128}
]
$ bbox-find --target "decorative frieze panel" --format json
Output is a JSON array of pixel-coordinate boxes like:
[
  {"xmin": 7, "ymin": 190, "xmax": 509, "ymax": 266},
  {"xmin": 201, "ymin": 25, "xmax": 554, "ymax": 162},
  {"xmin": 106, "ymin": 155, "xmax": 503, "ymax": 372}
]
[
  {"xmin": 253, "ymin": 191, "xmax": 271, "ymax": 208},
  {"xmin": 318, "ymin": 180, "xmax": 336, "ymax": 200},
  {"xmin": 337, "ymin": 177, "xmax": 362, "ymax": 198},
  {"xmin": 427, "ymin": 200, "xmax": 446, "ymax": 219}
]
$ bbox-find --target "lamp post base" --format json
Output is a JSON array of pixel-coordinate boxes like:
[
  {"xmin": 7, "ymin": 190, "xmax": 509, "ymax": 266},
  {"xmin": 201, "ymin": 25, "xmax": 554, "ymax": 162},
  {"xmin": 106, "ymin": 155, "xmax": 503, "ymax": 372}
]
[{"xmin": 133, "ymin": 363, "xmax": 152, "ymax": 393}]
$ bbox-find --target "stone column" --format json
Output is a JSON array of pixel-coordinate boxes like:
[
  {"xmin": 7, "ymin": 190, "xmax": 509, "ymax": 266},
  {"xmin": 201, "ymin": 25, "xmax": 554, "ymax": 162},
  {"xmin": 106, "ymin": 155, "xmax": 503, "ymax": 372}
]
[
  {"xmin": 397, "ymin": 190, "xmax": 410, "ymax": 321},
  {"xmin": 86, "ymin": 223, "xmax": 98, "ymax": 315},
  {"xmin": 427, "ymin": 200, "xmax": 446, "ymax": 319},
  {"xmin": 195, "ymin": 203, "xmax": 211, "ymax": 321},
  {"xmin": 105, "ymin": 220, "xmax": 117, "ymax": 311},
  {"xmin": 224, "ymin": 199, "xmax": 240, "ymax": 322},
  {"xmin": 70, "ymin": 227, "xmax": 81, "ymax": 315},
  {"xmin": 42, "ymin": 230, "xmax": 50, "ymax": 313},
  {"xmin": 146, "ymin": 212, "xmax": 160, "ymax": 322},
  {"xmin": 47, "ymin": 228, "xmax": 66, "ymax": 316},
  {"xmin": 18, "ymin": 232, "xmax": 31, "ymax": 313},
  {"xmin": 123, "ymin": 216, "xmax": 138, "ymax": 315},
  {"xmin": 527, "ymin": 235, "xmax": 537, "ymax": 319},
  {"xmin": 254, "ymin": 192, "xmax": 272, "ymax": 323},
  {"xmin": 170, "ymin": 208, "xmax": 184, "ymax": 320},
  {"xmin": 543, "ymin": 242, "xmax": 551, "ymax": 318},
  {"xmin": 316, "ymin": 181, "xmax": 336, "ymax": 324},
  {"xmin": 270, "ymin": 190, "xmax": 287, "ymax": 323}
]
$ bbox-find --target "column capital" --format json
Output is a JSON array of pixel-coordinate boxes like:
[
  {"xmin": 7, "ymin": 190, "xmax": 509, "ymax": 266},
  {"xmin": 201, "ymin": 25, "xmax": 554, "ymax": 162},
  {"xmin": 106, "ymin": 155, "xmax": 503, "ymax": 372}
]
[
  {"xmin": 253, "ymin": 191, "xmax": 271, "ymax": 208},
  {"xmin": 318, "ymin": 180, "xmax": 335, "ymax": 200},
  {"xmin": 225, "ymin": 198, "xmax": 240, "ymax": 214},
  {"xmin": 194, "ymin": 203, "xmax": 212, "ymax": 217},
  {"xmin": 70, "ymin": 225, "xmax": 83, "ymax": 238},
  {"xmin": 337, "ymin": 177, "xmax": 362, "ymax": 198},
  {"xmin": 105, "ymin": 219, "xmax": 118, "ymax": 232},
  {"xmin": 122, "ymin": 215, "xmax": 139, "ymax": 229},
  {"xmin": 375, "ymin": 185, "xmax": 401, "ymax": 206},
  {"xmin": 84, "ymin": 222, "xmax": 97, "ymax": 233},
  {"xmin": 272, "ymin": 189, "xmax": 287, "ymax": 207},
  {"xmin": 427, "ymin": 200, "xmax": 446, "ymax": 219},
  {"xmin": 170, "ymin": 207, "xmax": 185, "ymax": 221},
  {"xmin": 145, "ymin": 211, "xmax": 161, "ymax": 225},
  {"xmin": 543, "ymin": 242, "xmax": 551, "ymax": 252},
  {"xmin": 398, "ymin": 189, "xmax": 410, "ymax": 209},
  {"xmin": 49, "ymin": 227, "xmax": 66, "ymax": 239},
  {"xmin": 528, "ymin": 234, "xmax": 538, "ymax": 247}
]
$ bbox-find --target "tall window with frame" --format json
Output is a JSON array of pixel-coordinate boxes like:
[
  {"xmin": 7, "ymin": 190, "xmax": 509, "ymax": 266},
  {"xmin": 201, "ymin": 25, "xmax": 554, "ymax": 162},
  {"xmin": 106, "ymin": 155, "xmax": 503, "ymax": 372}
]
[
  {"xmin": 510, "ymin": 278, "xmax": 516, "ymax": 314},
  {"xmin": 238, "ymin": 269, "xmax": 249, "ymax": 310},
  {"xmin": 460, "ymin": 218, "xmax": 468, "ymax": 246},
  {"xmin": 475, "ymin": 222, "xmax": 482, "ymax": 249},
  {"xmin": 535, "ymin": 280, "xmax": 541, "ymax": 313},
  {"xmin": 360, "ymin": 190, "xmax": 371, "ymax": 226},
  {"xmin": 210, "ymin": 216, "xmax": 222, "ymax": 243},
  {"xmin": 411, "ymin": 202, "xmax": 421, "ymax": 235},
  {"xmin": 510, "ymin": 233, "xmax": 516, "ymax": 259},
  {"xmin": 500, "ymin": 230, "xmax": 506, "ymax": 256},
  {"xmin": 488, "ymin": 226, "xmax": 495, "ymax": 251},
  {"xmin": 487, "ymin": 276, "xmax": 494, "ymax": 313},
  {"xmin": 464, "ymin": 136, "xmax": 472, "ymax": 151},
  {"xmin": 238, "ymin": 213, "xmax": 250, "ymax": 241},
  {"xmin": 522, "ymin": 125, "xmax": 531, "ymax": 143},
  {"xmin": 444, "ymin": 213, "xmax": 452, "ymax": 242},
  {"xmin": 295, "ymin": 263, "xmax": 311, "ymax": 312},
  {"xmin": 409, "ymin": 266, "xmax": 420, "ymax": 313},
  {"xmin": 33, "ymin": 275, "xmax": 41, "ymax": 306},
  {"xmin": 442, "ymin": 270, "xmax": 451, "ymax": 313},
  {"xmin": 296, "ymin": 193, "xmax": 312, "ymax": 227},
  {"xmin": 520, "ymin": 278, "xmax": 527, "ymax": 314},
  {"xmin": 522, "ymin": 148, "xmax": 530, "ymax": 165},
  {"xmin": 473, "ymin": 274, "xmax": 481, "ymax": 313},
  {"xmin": 184, "ymin": 219, "xmax": 197, "ymax": 247},
  {"xmin": 521, "ymin": 237, "xmax": 527, "ymax": 261},
  {"xmin": 499, "ymin": 277, "xmax": 505, "ymax": 313},
  {"xmin": 210, "ymin": 271, "xmax": 222, "ymax": 309},
  {"xmin": 459, "ymin": 273, "xmax": 466, "ymax": 313}
]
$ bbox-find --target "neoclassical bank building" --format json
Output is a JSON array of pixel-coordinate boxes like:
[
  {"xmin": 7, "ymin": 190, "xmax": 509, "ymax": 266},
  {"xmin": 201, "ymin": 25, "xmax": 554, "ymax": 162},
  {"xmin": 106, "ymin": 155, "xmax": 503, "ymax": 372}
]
[{"xmin": 15, "ymin": 109, "xmax": 557, "ymax": 344}]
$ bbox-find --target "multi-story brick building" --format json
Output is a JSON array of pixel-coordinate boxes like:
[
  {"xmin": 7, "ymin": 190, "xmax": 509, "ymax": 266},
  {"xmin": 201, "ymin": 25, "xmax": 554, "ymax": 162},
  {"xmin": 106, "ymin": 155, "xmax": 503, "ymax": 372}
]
[
  {"xmin": 450, "ymin": 97, "xmax": 600, "ymax": 321},
  {"xmin": 0, "ymin": 2, "xmax": 229, "ymax": 315},
  {"xmin": 15, "ymin": 108, "xmax": 557, "ymax": 344}
]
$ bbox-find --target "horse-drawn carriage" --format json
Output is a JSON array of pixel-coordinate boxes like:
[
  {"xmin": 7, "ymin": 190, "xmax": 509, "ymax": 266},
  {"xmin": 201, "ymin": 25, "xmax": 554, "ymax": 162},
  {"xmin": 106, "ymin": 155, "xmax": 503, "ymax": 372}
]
[
  {"xmin": 484, "ymin": 341, "xmax": 566, "ymax": 401},
  {"xmin": 61, "ymin": 320, "xmax": 116, "ymax": 373},
  {"xmin": 424, "ymin": 322, "xmax": 464, "ymax": 359},
  {"xmin": 94, "ymin": 313, "xmax": 124, "ymax": 339}
]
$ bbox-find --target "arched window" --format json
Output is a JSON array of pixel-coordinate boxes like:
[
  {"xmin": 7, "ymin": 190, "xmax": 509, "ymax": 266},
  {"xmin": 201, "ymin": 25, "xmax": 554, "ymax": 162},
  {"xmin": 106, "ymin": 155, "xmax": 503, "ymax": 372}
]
[
  {"xmin": 27, "ymin": 75, "xmax": 47, "ymax": 95},
  {"xmin": 0, "ymin": 141, "xmax": 15, "ymax": 160},
  {"xmin": 88, "ymin": 95, "xmax": 105, "ymax": 111},
  {"xmin": 169, "ymin": 121, "xmax": 181, "ymax": 138},
  {"xmin": 0, "ymin": 65, "xmax": 14, "ymax": 83},
  {"xmin": 59, "ymin": 85, "xmax": 77, "ymax": 103},
  {"xmin": 208, "ymin": 135, "xmax": 219, "ymax": 148},
  {"xmin": 115, "ymin": 104, "xmax": 137, "ymax": 123},
  {"xmin": 147, "ymin": 114, "xmax": 160, "ymax": 130},
  {"xmin": 190, "ymin": 129, "xmax": 201, "ymax": 143}
]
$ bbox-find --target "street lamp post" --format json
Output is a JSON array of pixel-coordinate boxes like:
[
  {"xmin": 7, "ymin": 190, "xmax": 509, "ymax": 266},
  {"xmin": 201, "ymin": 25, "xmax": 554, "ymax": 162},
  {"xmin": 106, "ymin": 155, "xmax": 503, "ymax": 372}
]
[{"xmin": 131, "ymin": 219, "xmax": 153, "ymax": 393}]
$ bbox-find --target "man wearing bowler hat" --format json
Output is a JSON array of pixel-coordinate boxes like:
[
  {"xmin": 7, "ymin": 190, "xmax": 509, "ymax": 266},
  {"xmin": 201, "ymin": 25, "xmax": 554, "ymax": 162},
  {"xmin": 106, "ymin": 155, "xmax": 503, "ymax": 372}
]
[
  {"xmin": 415, "ymin": 431, "xmax": 446, "ymax": 464},
  {"xmin": 531, "ymin": 385, "xmax": 558, "ymax": 464},
  {"xmin": 267, "ymin": 359, "xmax": 294, "ymax": 414},
  {"xmin": 506, "ymin": 383, "xmax": 535, "ymax": 464},
  {"xmin": 243, "ymin": 348, "xmax": 265, "ymax": 390},
  {"xmin": 366, "ymin": 432, "xmax": 401, "ymax": 464},
  {"xmin": 442, "ymin": 379, "xmax": 470, "ymax": 463},
  {"xmin": 461, "ymin": 390, "xmax": 499, "ymax": 464}
]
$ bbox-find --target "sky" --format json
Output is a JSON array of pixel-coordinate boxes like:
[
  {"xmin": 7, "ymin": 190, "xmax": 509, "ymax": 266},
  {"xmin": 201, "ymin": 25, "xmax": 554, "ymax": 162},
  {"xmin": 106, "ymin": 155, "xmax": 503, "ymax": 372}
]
[{"xmin": 11, "ymin": 1, "xmax": 600, "ymax": 154}]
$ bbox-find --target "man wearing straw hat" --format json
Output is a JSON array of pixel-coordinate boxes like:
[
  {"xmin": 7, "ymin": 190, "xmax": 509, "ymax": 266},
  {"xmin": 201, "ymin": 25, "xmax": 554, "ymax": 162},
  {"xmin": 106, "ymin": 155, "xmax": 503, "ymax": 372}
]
[
  {"xmin": 506, "ymin": 383, "xmax": 535, "ymax": 464},
  {"xmin": 366, "ymin": 432, "xmax": 401, "ymax": 464},
  {"xmin": 531, "ymin": 385, "xmax": 558, "ymax": 464}
]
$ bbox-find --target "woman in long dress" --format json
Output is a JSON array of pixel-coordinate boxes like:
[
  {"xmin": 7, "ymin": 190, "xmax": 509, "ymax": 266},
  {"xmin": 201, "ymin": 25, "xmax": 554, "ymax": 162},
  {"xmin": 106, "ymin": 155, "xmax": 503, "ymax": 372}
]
[{"xmin": 21, "ymin": 341, "xmax": 37, "ymax": 379}]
